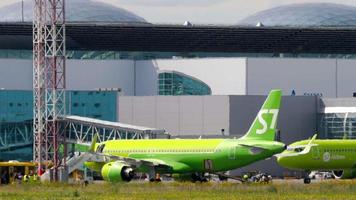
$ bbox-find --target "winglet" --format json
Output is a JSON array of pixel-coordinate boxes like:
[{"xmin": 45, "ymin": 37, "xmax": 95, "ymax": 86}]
[{"xmin": 89, "ymin": 134, "xmax": 98, "ymax": 152}]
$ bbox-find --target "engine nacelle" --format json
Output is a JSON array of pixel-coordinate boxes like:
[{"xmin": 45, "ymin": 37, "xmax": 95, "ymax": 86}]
[
  {"xmin": 332, "ymin": 170, "xmax": 356, "ymax": 179},
  {"xmin": 101, "ymin": 162, "xmax": 134, "ymax": 182}
]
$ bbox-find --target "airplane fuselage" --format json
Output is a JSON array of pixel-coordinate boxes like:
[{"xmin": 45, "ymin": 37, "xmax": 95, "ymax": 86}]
[
  {"xmin": 278, "ymin": 139, "xmax": 356, "ymax": 170},
  {"xmin": 88, "ymin": 138, "xmax": 284, "ymax": 174}
]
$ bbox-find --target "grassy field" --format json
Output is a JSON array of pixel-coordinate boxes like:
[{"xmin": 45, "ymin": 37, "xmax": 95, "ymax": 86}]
[{"xmin": 1, "ymin": 180, "xmax": 356, "ymax": 200}]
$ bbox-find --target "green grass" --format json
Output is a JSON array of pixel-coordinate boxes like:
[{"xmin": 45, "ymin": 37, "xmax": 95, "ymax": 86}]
[{"xmin": 1, "ymin": 180, "xmax": 356, "ymax": 200}]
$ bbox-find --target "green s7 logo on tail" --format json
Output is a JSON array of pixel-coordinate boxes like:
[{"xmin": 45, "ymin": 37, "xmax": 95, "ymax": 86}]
[{"xmin": 256, "ymin": 109, "xmax": 279, "ymax": 134}]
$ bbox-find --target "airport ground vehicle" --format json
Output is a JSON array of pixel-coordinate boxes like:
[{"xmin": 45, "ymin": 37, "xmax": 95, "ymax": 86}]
[{"xmin": 0, "ymin": 161, "xmax": 38, "ymax": 184}]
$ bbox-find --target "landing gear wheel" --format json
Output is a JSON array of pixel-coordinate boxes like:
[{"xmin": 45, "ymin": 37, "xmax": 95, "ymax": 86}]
[
  {"xmin": 191, "ymin": 173, "xmax": 200, "ymax": 183},
  {"xmin": 200, "ymin": 177, "xmax": 208, "ymax": 183},
  {"xmin": 303, "ymin": 177, "xmax": 311, "ymax": 184},
  {"xmin": 218, "ymin": 175, "xmax": 228, "ymax": 182}
]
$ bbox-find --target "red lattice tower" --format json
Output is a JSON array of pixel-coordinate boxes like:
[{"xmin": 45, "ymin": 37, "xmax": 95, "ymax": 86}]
[{"xmin": 33, "ymin": 0, "xmax": 66, "ymax": 180}]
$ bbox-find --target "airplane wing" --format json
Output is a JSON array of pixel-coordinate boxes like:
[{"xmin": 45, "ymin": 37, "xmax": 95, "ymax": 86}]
[
  {"xmin": 89, "ymin": 151, "xmax": 172, "ymax": 170},
  {"xmin": 87, "ymin": 135, "xmax": 173, "ymax": 171}
]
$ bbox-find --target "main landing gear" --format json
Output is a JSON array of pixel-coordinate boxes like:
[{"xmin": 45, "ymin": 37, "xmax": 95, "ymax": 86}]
[
  {"xmin": 149, "ymin": 173, "xmax": 162, "ymax": 182},
  {"xmin": 191, "ymin": 172, "xmax": 209, "ymax": 182}
]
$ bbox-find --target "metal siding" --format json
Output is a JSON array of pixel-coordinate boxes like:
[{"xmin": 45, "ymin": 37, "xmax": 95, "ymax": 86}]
[
  {"xmin": 135, "ymin": 60, "xmax": 158, "ymax": 96},
  {"xmin": 3, "ymin": 23, "xmax": 356, "ymax": 54},
  {"xmin": 66, "ymin": 60, "xmax": 135, "ymax": 94},
  {"xmin": 118, "ymin": 96, "xmax": 230, "ymax": 136},
  {"xmin": 179, "ymin": 96, "xmax": 204, "ymax": 135},
  {"xmin": 247, "ymin": 58, "xmax": 336, "ymax": 97},
  {"xmin": 118, "ymin": 96, "xmax": 133, "ymax": 124},
  {"xmin": 0, "ymin": 59, "xmax": 32, "ymax": 90},
  {"xmin": 337, "ymin": 60, "xmax": 356, "ymax": 98},
  {"xmin": 132, "ymin": 96, "xmax": 156, "ymax": 128},
  {"xmin": 156, "ymin": 96, "xmax": 180, "ymax": 134},
  {"xmin": 203, "ymin": 96, "xmax": 230, "ymax": 136}
]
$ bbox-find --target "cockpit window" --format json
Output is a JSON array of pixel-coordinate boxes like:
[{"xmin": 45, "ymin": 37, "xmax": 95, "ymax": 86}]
[
  {"xmin": 96, "ymin": 144, "xmax": 105, "ymax": 153},
  {"xmin": 287, "ymin": 146, "xmax": 305, "ymax": 152},
  {"xmin": 294, "ymin": 148, "xmax": 304, "ymax": 153}
]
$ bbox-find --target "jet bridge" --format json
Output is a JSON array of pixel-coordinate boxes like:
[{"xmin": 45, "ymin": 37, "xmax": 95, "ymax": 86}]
[
  {"xmin": 41, "ymin": 115, "xmax": 169, "ymax": 182},
  {"xmin": 63, "ymin": 115, "xmax": 169, "ymax": 145}
]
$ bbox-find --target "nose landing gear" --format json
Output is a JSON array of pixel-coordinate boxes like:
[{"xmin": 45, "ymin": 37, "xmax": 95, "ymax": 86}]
[{"xmin": 303, "ymin": 170, "xmax": 311, "ymax": 184}]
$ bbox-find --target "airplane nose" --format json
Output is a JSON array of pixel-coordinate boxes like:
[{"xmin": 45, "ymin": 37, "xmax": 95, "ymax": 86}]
[
  {"xmin": 276, "ymin": 154, "xmax": 287, "ymax": 166},
  {"xmin": 276, "ymin": 151, "xmax": 297, "ymax": 169}
]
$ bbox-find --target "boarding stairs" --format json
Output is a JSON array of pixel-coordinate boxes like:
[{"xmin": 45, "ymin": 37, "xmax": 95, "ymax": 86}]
[{"xmin": 65, "ymin": 152, "xmax": 105, "ymax": 174}]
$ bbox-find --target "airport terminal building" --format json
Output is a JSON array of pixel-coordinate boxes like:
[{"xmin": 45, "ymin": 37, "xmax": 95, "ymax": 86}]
[{"xmin": 1, "ymin": 1, "xmax": 356, "ymax": 176}]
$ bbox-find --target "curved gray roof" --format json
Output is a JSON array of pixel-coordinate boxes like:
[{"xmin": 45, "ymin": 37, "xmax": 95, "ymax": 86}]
[
  {"xmin": 0, "ymin": 0, "xmax": 146, "ymax": 23},
  {"xmin": 239, "ymin": 3, "xmax": 356, "ymax": 27}
]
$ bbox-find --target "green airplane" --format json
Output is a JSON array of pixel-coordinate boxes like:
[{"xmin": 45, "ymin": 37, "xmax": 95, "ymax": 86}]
[
  {"xmin": 277, "ymin": 134, "xmax": 356, "ymax": 184},
  {"xmin": 85, "ymin": 90, "xmax": 285, "ymax": 182}
]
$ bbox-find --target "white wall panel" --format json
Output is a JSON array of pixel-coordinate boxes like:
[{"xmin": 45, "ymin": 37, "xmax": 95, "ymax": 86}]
[
  {"xmin": 156, "ymin": 96, "xmax": 180, "ymax": 133},
  {"xmin": 179, "ymin": 96, "xmax": 204, "ymax": 135},
  {"xmin": 117, "ymin": 96, "xmax": 133, "ymax": 123},
  {"xmin": 118, "ymin": 96, "xmax": 230, "ymax": 136},
  {"xmin": 66, "ymin": 60, "xmax": 135, "ymax": 95},
  {"xmin": 203, "ymin": 96, "xmax": 229, "ymax": 135},
  {"xmin": 247, "ymin": 58, "xmax": 337, "ymax": 97},
  {"xmin": 0, "ymin": 59, "xmax": 32, "ymax": 90},
  {"xmin": 131, "ymin": 96, "xmax": 156, "ymax": 127},
  {"xmin": 337, "ymin": 60, "xmax": 356, "ymax": 97},
  {"xmin": 134, "ymin": 60, "xmax": 158, "ymax": 96}
]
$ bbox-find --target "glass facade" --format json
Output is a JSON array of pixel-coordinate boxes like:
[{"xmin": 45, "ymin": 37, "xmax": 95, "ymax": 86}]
[
  {"xmin": 319, "ymin": 113, "xmax": 356, "ymax": 139},
  {"xmin": 0, "ymin": 90, "xmax": 118, "ymax": 161},
  {"xmin": 158, "ymin": 71, "xmax": 211, "ymax": 96},
  {"xmin": 240, "ymin": 3, "xmax": 356, "ymax": 27},
  {"xmin": 68, "ymin": 91, "xmax": 117, "ymax": 121},
  {"xmin": 0, "ymin": 90, "xmax": 117, "ymax": 123},
  {"xmin": 0, "ymin": 91, "xmax": 33, "ymax": 123}
]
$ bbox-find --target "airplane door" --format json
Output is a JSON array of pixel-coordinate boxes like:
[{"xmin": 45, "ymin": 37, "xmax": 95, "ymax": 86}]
[
  {"xmin": 204, "ymin": 159, "xmax": 214, "ymax": 171},
  {"xmin": 228, "ymin": 146, "xmax": 236, "ymax": 160},
  {"xmin": 312, "ymin": 147, "xmax": 320, "ymax": 160}
]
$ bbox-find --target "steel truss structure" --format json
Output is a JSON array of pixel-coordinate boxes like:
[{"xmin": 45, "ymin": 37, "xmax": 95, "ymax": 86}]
[
  {"xmin": 33, "ymin": 0, "xmax": 66, "ymax": 180},
  {"xmin": 0, "ymin": 121, "xmax": 33, "ymax": 151}
]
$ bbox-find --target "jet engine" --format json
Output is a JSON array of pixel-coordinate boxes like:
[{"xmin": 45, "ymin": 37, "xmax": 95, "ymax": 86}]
[
  {"xmin": 332, "ymin": 170, "xmax": 356, "ymax": 179},
  {"xmin": 101, "ymin": 162, "xmax": 135, "ymax": 182}
]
